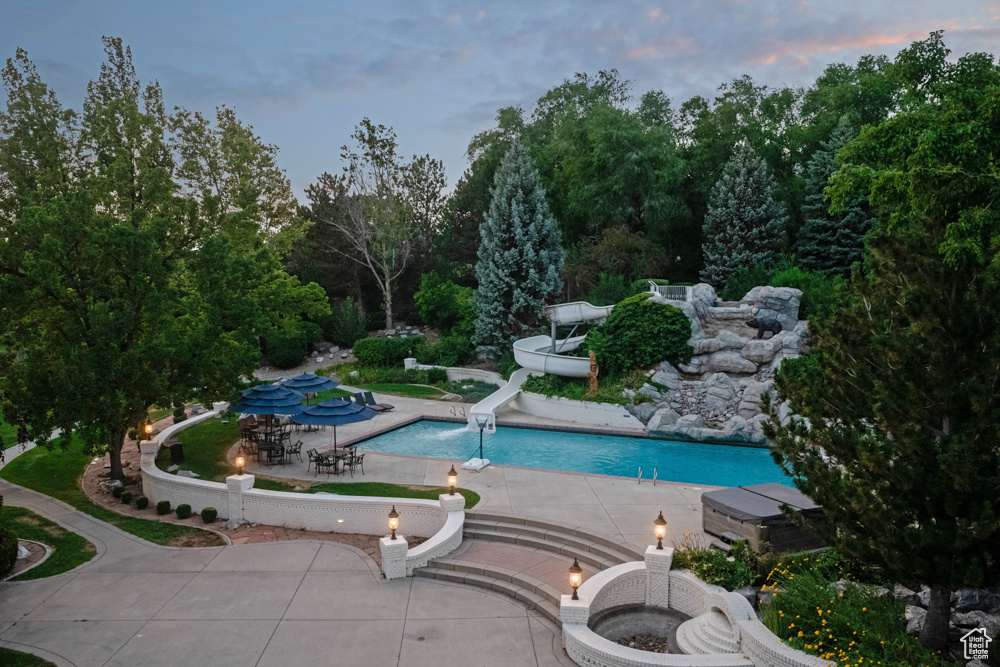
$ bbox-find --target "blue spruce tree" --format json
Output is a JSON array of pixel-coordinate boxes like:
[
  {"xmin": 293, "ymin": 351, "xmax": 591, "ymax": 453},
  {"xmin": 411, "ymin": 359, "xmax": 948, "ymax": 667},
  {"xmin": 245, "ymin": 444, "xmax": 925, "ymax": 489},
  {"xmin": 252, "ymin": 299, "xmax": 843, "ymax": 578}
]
[
  {"xmin": 474, "ymin": 141, "xmax": 564, "ymax": 358},
  {"xmin": 700, "ymin": 144, "xmax": 786, "ymax": 287},
  {"xmin": 796, "ymin": 117, "xmax": 873, "ymax": 274}
]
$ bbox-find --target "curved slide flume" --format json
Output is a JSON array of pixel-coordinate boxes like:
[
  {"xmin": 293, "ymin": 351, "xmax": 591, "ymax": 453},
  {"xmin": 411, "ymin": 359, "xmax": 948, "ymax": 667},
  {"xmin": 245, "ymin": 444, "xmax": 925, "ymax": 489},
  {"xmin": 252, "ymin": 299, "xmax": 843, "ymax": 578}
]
[{"xmin": 467, "ymin": 301, "xmax": 614, "ymax": 434}]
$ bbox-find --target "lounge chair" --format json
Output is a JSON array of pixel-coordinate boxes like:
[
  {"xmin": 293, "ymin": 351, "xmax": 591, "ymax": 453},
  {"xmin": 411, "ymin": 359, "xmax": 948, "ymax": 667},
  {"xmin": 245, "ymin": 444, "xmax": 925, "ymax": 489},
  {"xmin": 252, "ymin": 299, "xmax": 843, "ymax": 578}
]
[{"xmin": 361, "ymin": 391, "xmax": 394, "ymax": 412}]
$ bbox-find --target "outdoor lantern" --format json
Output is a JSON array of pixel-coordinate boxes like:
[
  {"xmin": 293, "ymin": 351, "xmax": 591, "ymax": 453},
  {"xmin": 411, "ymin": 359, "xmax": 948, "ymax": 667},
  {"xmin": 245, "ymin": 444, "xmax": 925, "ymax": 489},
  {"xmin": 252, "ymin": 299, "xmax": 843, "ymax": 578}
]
[
  {"xmin": 235, "ymin": 455, "xmax": 245, "ymax": 475},
  {"xmin": 388, "ymin": 505, "xmax": 399, "ymax": 540},
  {"xmin": 569, "ymin": 558, "xmax": 583, "ymax": 600},
  {"xmin": 448, "ymin": 465, "xmax": 458, "ymax": 495},
  {"xmin": 144, "ymin": 418, "xmax": 153, "ymax": 435},
  {"xmin": 654, "ymin": 511, "xmax": 667, "ymax": 550}
]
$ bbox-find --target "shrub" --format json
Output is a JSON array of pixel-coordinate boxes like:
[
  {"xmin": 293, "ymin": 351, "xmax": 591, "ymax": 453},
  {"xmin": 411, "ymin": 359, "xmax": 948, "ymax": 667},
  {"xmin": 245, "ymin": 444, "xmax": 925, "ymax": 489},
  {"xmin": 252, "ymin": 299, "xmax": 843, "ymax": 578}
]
[
  {"xmin": 121, "ymin": 491, "xmax": 133, "ymax": 505},
  {"xmin": 581, "ymin": 293, "xmax": 692, "ymax": 379},
  {"xmin": 427, "ymin": 367, "xmax": 448, "ymax": 384},
  {"xmin": 172, "ymin": 406, "xmax": 187, "ymax": 424},
  {"xmin": 265, "ymin": 326, "xmax": 309, "ymax": 369},
  {"xmin": 353, "ymin": 335, "xmax": 425, "ymax": 367},
  {"xmin": 720, "ymin": 262, "xmax": 776, "ymax": 301},
  {"xmin": 584, "ymin": 272, "xmax": 630, "ymax": 306},
  {"xmin": 127, "ymin": 427, "xmax": 138, "ymax": 440},
  {"xmin": 201, "ymin": 507, "xmax": 218, "ymax": 523},
  {"xmin": 299, "ymin": 321, "xmax": 323, "ymax": 347},
  {"xmin": 770, "ymin": 264, "xmax": 842, "ymax": 320},
  {"xmin": 318, "ymin": 297, "xmax": 369, "ymax": 348},
  {"xmin": 671, "ymin": 533, "xmax": 753, "ymax": 591},
  {"xmin": 156, "ymin": 500, "xmax": 170, "ymax": 515},
  {"xmin": 135, "ymin": 496, "xmax": 149, "ymax": 510},
  {"xmin": 111, "ymin": 485, "xmax": 123, "ymax": 499},
  {"xmin": 0, "ymin": 527, "xmax": 17, "ymax": 577},
  {"xmin": 417, "ymin": 335, "xmax": 475, "ymax": 367},
  {"xmin": 496, "ymin": 350, "xmax": 518, "ymax": 380},
  {"xmin": 415, "ymin": 272, "xmax": 476, "ymax": 336},
  {"xmin": 763, "ymin": 566, "xmax": 945, "ymax": 666},
  {"xmin": 175, "ymin": 504, "xmax": 192, "ymax": 520}
]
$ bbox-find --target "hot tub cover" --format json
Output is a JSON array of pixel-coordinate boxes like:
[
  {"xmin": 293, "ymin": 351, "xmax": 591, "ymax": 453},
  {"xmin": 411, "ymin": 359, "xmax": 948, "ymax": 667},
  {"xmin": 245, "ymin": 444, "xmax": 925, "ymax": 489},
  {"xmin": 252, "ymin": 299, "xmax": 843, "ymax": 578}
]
[{"xmin": 701, "ymin": 483, "xmax": 821, "ymax": 526}]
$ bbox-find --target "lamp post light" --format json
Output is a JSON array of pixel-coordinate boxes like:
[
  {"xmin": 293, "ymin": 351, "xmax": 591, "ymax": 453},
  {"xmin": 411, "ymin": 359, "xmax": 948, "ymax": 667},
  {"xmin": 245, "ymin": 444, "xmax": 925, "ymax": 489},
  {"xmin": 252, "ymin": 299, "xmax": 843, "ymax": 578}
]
[
  {"xmin": 388, "ymin": 505, "xmax": 399, "ymax": 540},
  {"xmin": 144, "ymin": 418, "xmax": 153, "ymax": 436},
  {"xmin": 654, "ymin": 511, "xmax": 667, "ymax": 550},
  {"xmin": 235, "ymin": 455, "xmax": 245, "ymax": 475},
  {"xmin": 569, "ymin": 558, "xmax": 583, "ymax": 600},
  {"xmin": 448, "ymin": 465, "xmax": 458, "ymax": 495}
]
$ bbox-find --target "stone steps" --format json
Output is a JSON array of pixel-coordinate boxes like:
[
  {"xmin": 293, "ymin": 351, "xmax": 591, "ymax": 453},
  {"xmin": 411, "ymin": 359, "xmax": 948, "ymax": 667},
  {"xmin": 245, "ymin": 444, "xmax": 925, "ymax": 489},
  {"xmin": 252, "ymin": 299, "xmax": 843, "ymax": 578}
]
[
  {"xmin": 414, "ymin": 560, "xmax": 562, "ymax": 626},
  {"xmin": 676, "ymin": 610, "xmax": 740, "ymax": 655},
  {"xmin": 464, "ymin": 510, "xmax": 644, "ymax": 567}
]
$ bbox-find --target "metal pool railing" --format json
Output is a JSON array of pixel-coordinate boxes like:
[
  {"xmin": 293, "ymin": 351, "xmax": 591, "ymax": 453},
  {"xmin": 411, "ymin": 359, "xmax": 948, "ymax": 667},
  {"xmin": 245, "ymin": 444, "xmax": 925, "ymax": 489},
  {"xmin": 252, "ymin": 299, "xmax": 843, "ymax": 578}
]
[{"xmin": 646, "ymin": 281, "xmax": 691, "ymax": 301}]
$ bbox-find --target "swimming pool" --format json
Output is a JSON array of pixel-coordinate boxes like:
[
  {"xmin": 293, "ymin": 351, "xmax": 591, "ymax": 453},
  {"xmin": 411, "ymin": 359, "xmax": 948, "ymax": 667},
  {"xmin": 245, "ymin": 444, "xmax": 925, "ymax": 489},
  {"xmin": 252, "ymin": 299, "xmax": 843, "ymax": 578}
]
[{"xmin": 357, "ymin": 421, "xmax": 792, "ymax": 488}]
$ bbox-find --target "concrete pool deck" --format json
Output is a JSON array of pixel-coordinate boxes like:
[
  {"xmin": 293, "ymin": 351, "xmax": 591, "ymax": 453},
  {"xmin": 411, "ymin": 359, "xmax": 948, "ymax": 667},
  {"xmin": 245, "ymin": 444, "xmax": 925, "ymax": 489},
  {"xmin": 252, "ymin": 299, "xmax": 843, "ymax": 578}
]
[{"xmin": 237, "ymin": 389, "xmax": 718, "ymax": 554}]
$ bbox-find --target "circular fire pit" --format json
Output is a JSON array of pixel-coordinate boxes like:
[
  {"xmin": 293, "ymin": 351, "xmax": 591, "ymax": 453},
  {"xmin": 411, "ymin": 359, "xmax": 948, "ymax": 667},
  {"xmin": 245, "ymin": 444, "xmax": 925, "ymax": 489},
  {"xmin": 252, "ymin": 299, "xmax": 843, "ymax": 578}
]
[{"xmin": 589, "ymin": 604, "xmax": 690, "ymax": 654}]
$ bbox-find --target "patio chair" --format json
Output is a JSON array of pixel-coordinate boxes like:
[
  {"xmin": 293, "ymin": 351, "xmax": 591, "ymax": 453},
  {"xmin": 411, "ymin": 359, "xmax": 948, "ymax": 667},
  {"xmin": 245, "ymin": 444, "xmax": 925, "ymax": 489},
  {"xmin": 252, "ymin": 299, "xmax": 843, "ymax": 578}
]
[
  {"xmin": 346, "ymin": 450, "xmax": 365, "ymax": 477},
  {"xmin": 316, "ymin": 453, "xmax": 339, "ymax": 477},
  {"xmin": 306, "ymin": 448, "xmax": 320, "ymax": 472},
  {"xmin": 355, "ymin": 391, "xmax": 393, "ymax": 412},
  {"xmin": 364, "ymin": 391, "xmax": 395, "ymax": 412},
  {"xmin": 264, "ymin": 445, "xmax": 284, "ymax": 466},
  {"xmin": 285, "ymin": 441, "xmax": 303, "ymax": 463}
]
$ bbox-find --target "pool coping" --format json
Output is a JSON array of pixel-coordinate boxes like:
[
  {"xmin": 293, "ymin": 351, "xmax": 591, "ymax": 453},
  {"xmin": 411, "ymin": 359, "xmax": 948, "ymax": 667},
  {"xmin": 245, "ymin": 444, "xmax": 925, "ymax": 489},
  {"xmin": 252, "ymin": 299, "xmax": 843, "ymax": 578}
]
[{"xmin": 334, "ymin": 414, "xmax": 786, "ymax": 489}]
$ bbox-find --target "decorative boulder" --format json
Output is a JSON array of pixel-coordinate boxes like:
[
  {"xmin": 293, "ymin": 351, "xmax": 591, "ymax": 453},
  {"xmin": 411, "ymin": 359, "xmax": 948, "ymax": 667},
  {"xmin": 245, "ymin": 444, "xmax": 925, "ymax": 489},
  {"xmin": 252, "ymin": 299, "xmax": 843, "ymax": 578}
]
[
  {"xmin": 704, "ymin": 373, "xmax": 736, "ymax": 414},
  {"xmin": 722, "ymin": 415, "xmax": 752, "ymax": 434},
  {"xmin": 716, "ymin": 330, "xmax": 746, "ymax": 350},
  {"xmin": 741, "ymin": 286, "xmax": 802, "ymax": 332},
  {"xmin": 647, "ymin": 407, "xmax": 680, "ymax": 432},
  {"xmin": 705, "ymin": 350, "xmax": 758, "ymax": 375},
  {"xmin": 738, "ymin": 380, "xmax": 775, "ymax": 419},
  {"xmin": 741, "ymin": 337, "xmax": 782, "ymax": 364},
  {"xmin": 675, "ymin": 414, "xmax": 705, "ymax": 428},
  {"xmin": 650, "ymin": 362, "xmax": 680, "ymax": 391}
]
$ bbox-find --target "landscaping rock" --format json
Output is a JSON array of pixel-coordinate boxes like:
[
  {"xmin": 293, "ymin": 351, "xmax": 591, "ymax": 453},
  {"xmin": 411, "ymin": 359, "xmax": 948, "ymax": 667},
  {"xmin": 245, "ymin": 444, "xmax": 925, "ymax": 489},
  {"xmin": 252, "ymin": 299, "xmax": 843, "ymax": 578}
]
[
  {"xmin": 738, "ymin": 380, "xmax": 774, "ymax": 419},
  {"xmin": 953, "ymin": 610, "xmax": 1000, "ymax": 638},
  {"xmin": 616, "ymin": 635, "xmax": 668, "ymax": 653},
  {"xmin": 895, "ymin": 584, "xmax": 921, "ymax": 607},
  {"xmin": 632, "ymin": 402, "xmax": 657, "ymax": 425},
  {"xmin": 716, "ymin": 330, "xmax": 745, "ymax": 350},
  {"xmin": 723, "ymin": 415, "xmax": 752, "ymax": 434},
  {"xmin": 918, "ymin": 588, "xmax": 932, "ymax": 608},
  {"xmin": 741, "ymin": 337, "xmax": 782, "ymax": 364},
  {"xmin": 952, "ymin": 588, "xmax": 1000, "ymax": 613},
  {"xmin": 905, "ymin": 605, "xmax": 926, "ymax": 636},
  {"xmin": 705, "ymin": 350, "xmax": 758, "ymax": 375},
  {"xmin": 651, "ymin": 362, "xmax": 680, "ymax": 391},
  {"xmin": 638, "ymin": 384, "xmax": 662, "ymax": 401},
  {"xmin": 646, "ymin": 407, "xmax": 680, "ymax": 432},
  {"xmin": 741, "ymin": 286, "xmax": 802, "ymax": 332},
  {"xmin": 675, "ymin": 414, "xmax": 705, "ymax": 428}
]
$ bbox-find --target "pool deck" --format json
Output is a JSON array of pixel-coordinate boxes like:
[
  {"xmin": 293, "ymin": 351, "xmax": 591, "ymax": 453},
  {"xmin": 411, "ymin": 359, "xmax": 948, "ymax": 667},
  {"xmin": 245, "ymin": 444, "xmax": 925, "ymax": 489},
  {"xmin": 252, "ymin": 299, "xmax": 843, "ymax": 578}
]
[{"xmin": 239, "ymin": 389, "xmax": 717, "ymax": 554}]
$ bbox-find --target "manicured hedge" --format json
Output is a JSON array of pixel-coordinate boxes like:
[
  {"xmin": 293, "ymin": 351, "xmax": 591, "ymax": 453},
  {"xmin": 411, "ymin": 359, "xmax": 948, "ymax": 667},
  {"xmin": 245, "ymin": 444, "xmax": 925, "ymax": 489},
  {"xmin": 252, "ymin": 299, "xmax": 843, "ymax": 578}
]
[
  {"xmin": 156, "ymin": 500, "xmax": 171, "ymax": 515},
  {"xmin": 202, "ymin": 507, "xmax": 218, "ymax": 523},
  {"xmin": 135, "ymin": 496, "xmax": 149, "ymax": 510},
  {"xmin": 121, "ymin": 491, "xmax": 133, "ymax": 505},
  {"xmin": 353, "ymin": 335, "xmax": 425, "ymax": 367},
  {"xmin": 176, "ymin": 504, "xmax": 192, "ymax": 520},
  {"xmin": 0, "ymin": 527, "xmax": 18, "ymax": 577}
]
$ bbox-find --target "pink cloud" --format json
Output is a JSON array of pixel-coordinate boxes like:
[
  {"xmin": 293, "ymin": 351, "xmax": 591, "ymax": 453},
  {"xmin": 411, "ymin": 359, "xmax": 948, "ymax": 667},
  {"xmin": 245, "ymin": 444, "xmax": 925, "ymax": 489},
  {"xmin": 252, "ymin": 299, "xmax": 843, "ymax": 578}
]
[{"xmin": 747, "ymin": 30, "xmax": 928, "ymax": 65}]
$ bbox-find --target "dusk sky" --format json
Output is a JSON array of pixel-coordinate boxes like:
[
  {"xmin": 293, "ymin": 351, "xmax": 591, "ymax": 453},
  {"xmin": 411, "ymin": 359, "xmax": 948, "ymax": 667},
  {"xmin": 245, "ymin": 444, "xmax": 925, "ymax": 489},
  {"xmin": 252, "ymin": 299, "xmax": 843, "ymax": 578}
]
[{"xmin": 3, "ymin": 1, "xmax": 997, "ymax": 199}]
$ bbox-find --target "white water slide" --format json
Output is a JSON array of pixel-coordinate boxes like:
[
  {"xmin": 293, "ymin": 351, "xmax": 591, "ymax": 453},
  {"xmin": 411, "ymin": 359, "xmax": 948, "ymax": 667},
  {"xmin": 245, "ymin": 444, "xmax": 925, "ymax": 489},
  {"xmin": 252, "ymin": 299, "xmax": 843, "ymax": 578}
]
[{"xmin": 467, "ymin": 301, "xmax": 614, "ymax": 433}]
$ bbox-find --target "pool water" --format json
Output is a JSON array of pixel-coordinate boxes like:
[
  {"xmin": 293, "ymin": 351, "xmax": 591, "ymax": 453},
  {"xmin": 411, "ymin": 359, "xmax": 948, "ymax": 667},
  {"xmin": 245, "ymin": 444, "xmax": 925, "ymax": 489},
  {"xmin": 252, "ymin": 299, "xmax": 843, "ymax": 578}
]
[{"xmin": 358, "ymin": 421, "xmax": 792, "ymax": 488}]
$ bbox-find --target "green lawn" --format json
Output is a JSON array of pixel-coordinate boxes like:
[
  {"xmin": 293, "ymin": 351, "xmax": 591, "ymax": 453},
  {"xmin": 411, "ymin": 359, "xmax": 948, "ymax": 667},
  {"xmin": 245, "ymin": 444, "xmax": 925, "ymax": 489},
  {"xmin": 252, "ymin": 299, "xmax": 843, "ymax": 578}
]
[
  {"xmin": 158, "ymin": 418, "xmax": 480, "ymax": 507},
  {"xmin": 0, "ymin": 647, "xmax": 56, "ymax": 667},
  {"xmin": 358, "ymin": 383, "xmax": 449, "ymax": 400},
  {"xmin": 0, "ymin": 437, "xmax": 224, "ymax": 547},
  {"xmin": 313, "ymin": 387, "xmax": 353, "ymax": 402},
  {"xmin": 0, "ymin": 506, "xmax": 97, "ymax": 580}
]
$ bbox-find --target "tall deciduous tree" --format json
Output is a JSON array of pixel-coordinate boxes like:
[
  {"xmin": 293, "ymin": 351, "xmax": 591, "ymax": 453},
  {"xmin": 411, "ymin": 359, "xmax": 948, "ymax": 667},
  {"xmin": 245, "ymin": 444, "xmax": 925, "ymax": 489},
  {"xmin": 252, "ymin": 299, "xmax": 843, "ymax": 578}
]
[
  {"xmin": 321, "ymin": 118, "xmax": 445, "ymax": 330},
  {"xmin": 768, "ymin": 33, "xmax": 1000, "ymax": 653},
  {"xmin": 700, "ymin": 143, "xmax": 786, "ymax": 287},
  {"xmin": 795, "ymin": 116, "xmax": 873, "ymax": 274},
  {"xmin": 474, "ymin": 141, "xmax": 564, "ymax": 357},
  {"xmin": 0, "ymin": 38, "xmax": 326, "ymax": 481}
]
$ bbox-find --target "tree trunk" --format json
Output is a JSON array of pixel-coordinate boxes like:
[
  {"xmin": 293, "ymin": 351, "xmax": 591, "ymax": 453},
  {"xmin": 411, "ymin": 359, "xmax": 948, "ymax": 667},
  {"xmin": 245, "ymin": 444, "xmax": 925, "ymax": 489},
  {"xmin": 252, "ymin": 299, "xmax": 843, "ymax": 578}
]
[
  {"xmin": 108, "ymin": 429, "xmax": 126, "ymax": 482},
  {"xmin": 919, "ymin": 585, "xmax": 952, "ymax": 653},
  {"xmin": 383, "ymin": 273, "xmax": 393, "ymax": 330}
]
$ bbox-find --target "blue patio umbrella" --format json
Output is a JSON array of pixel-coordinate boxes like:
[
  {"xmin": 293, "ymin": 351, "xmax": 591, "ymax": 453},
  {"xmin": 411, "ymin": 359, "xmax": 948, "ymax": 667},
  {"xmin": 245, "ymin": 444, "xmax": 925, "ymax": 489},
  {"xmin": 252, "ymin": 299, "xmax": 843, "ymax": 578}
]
[
  {"xmin": 229, "ymin": 383, "xmax": 305, "ymax": 416},
  {"xmin": 291, "ymin": 399, "xmax": 377, "ymax": 450},
  {"xmin": 279, "ymin": 373, "xmax": 340, "ymax": 403}
]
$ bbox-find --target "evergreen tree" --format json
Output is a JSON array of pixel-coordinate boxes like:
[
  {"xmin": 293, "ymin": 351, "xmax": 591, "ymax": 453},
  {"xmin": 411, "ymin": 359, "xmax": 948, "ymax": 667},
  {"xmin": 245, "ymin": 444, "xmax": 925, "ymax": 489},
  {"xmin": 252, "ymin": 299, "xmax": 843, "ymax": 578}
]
[
  {"xmin": 474, "ymin": 141, "xmax": 564, "ymax": 357},
  {"xmin": 795, "ymin": 117, "xmax": 873, "ymax": 274},
  {"xmin": 700, "ymin": 144, "xmax": 786, "ymax": 287},
  {"xmin": 768, "ymin": 34, "xmax": 1000, "ymax": 653}
]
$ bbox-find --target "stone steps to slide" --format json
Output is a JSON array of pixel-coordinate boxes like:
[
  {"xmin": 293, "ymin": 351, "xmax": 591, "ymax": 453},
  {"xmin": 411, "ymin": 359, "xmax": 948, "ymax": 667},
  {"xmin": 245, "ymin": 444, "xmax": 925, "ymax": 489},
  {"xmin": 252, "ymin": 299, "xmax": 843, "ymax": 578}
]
[
  {"xmin": 414, "ymin": 560, "xmax": 562, "ymax": 626},
  {"xmin": 464, "ymin": 510, "xmax": 646, "ymax": 568},
  {"xmin": 675, "ymin": 610, "xmax": 740, "ymax": 655}
]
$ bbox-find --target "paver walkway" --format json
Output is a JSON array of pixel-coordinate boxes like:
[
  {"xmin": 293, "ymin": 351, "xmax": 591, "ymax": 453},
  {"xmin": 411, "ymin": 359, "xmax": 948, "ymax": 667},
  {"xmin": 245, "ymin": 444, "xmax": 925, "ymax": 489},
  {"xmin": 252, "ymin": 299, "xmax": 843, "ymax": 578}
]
[{"xmin": 0, "ymin": 479, "xmax": 574, "ymax": 667}]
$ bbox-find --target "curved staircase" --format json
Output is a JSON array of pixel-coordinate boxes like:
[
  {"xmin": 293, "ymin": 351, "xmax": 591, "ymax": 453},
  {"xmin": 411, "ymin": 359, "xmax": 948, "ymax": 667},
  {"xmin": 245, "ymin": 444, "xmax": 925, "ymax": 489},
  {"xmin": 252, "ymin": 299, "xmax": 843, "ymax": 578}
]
[
  {"xmin": 675, "ymin": 609, "xmax": 740, "ymax": 655},
  {"xmin": 413, "ymin": 510, "xmax": 645, "ymax": 626}
]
